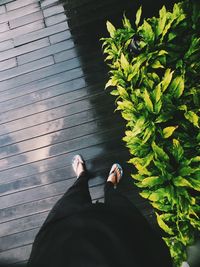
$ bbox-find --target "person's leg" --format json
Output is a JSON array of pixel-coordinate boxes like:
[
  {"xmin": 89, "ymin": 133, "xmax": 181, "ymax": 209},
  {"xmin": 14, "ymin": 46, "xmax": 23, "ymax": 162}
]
[
  {"xmin": 41, "ymin": 155, "xmax": 92, "ymax": 229},
  {"xmin": 42, "ymin": 171, "xmax": 92, "ymax": 228},
  {"xmin": 104, "ymin": 164, "xmax": 144, "ymax": 215}
]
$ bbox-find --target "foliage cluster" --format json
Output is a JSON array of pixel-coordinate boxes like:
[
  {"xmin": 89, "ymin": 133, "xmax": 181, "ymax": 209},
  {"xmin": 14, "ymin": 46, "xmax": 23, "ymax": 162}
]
[{"xmin": 101, "ymin": 1, "xmax": 200, "ymax": 266}]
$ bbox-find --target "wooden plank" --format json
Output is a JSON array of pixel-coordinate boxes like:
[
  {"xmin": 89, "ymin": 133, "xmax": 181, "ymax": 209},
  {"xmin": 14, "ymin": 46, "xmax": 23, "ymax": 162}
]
[
  {"xmin": 0, "ymin": 116, "xmax": 117, "ymax": 160},
  {"xmin": 0, "ymin": 56, "xmax": 54, "ymax": 82},
  {"xmin": 0, "ymin": 80, "xmax": 106, "ymax": 125},
  {"xmin": 0, "ymin": 76, "xmax": 94, "ymax": 111},
  {"xmin": 0, "ymin": 20, "xmax": 45, "ymax": 43},
  {"xmin": 0, "ymin": 149, "xmax": 127, "ymax": 198},
  {"xmin": 0, "ymin": 3, "xmax": 40, "ymax": 24},
  {"xmin": 0, "ymin": 212, "xmax": 48, "ymax": 237},
  {"xmin": 0, "ymin": 40, "xmax": 14, "ymax": 52},
  {"xmin": 0, "ymin": 138, "xmax": 124, "ymax": 185},
  {"xmin": 6, "ymin": 0, "xmax": 38, "ymax": 11},
  {"xmin": 0, "ymin": 0, "xmax": 14, "ymax": 5},
  {"xmin": 0, "ymin": 126, "xmax": 123, "ymax": 173},
  {"xmin": 49, "ymin": 30, "xmax": 71, "ymax": 44},
  {"xmin": 0, "ymin": 245, "xmax": 32, "ymax": 265},
  {"xmin": 14, "ymin": 21, "xmax": 69, "ymax": 46},
  {"xmin": 0, "ymin": 57, "xmax": 105, "ymax": 92},
  {"xmin": 41, "ymin": 0, "xmax": 59, "ymax": 8},
  {"xmin": 17, "ymin": 40, "xmax": 75, "ymax": 65},
  {"xmin": 9, "ymin": 11, "xmax": 44, "ymax": 29},
  {"xmin": 0, "ymin": 103, "xmax": 108, "ymax": 146},
  {"xmin": 0, "ymin": 228, "xmax": 38, "ymax": 252},
  {"xmin": 0, "ymin": 59, "xmax": 83, "ymax": 91},
  {"xmin": 0, "ymin": 22, "xmax": 9, "ymax": 33},
  {"xmin": 0, "ymin": 5, "xmax": 6, "ymax": 14},
  {"xmin": 45, "ymin": 12, "xmax": 67, "ymax": 26},
  {"xmin": 43, "ymin": 4, "xmax": 64, "ymax": 18},
  {"xmin": 0, "ymin": 75, "xmax": 106, "ymax": 134},
  {"xmin": 0, "ymin": 78, "xmax": 102, "ymax": 112},
  {"xmin": 0, "ymin": 38, "xmax": 50, "ymax": 62},
  {"xmin": 0, "ymin": 195, "xmax": 60, "ymax": 223},
  {"xmin": 0, "ymin": 58, "xmax": 17, "ymax": 71},
  {"xmin": 0, "ymin": 70, "xmax": 87, "ymax": 103}
]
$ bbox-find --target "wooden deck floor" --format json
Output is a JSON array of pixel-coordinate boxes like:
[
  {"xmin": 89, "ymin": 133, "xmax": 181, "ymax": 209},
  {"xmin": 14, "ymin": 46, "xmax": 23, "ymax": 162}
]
[{"xmin": 0, "ymin": 0, "xmax": 177, "ymax": 266}]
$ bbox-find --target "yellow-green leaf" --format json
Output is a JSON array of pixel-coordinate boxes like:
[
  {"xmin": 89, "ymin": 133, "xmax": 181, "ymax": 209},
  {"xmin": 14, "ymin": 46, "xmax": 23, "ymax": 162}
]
[
  {"xmin": 135, "ymin": 6, "xmax": 142, "ymax": 27},
  {"xmin": 117, "ymin": 86, "xmax": 129, "ymax": 99},
  {"xmin": 156, "ymin": 6, "xmax": 167, "ymax": 36},
  {"xmin": 152, "ymin": 141, "xmax": 169, "ymax": 161},
  {"xmin": 189, "ymin": 178, "xmax": 200, "ymax": 191},
  {"xmin": 173, "ymin": 176, "xmax": 193, "ymax": 187},
  {"xmin": 141, "ymin": 20, "xmax": 154, "ymax": 42},
  {"xmin": 184, "ymin": 111, "xmax": 199, "ymax": 128},
  {"xmin": 156, "ymin": 213, "xmax": 174, "ymax": 235},
  {"xmin": 141, "ymin": 176, "xmax": 164, "ymax": 187},
  {"xmin": 161, "ymin": 69, "xmax": 174, "ymax": 92},
  {"xmin": 170, "ymin": 76, "xmax": 185, "ymax": 98},
  {"xmin": 105, "ymin": 77, "xmax": 117, "ymax": 88},
  {"xmin": 154, "ymin": 83, "xmax": 162, "ymax": 103},
  {"xmin": 144, "ymin": 89, "xmax": 154, "ymax": 112},
  {"xmin": 172, "ymin": 139, "xmax": 184, "ymax": 161},
  {"xmin": 152, "ymin": 60, "xmax": 164, "ymax": 69},
  {"xmin": 163, "ymin": 126, "xmax": 178, "ymax": 138},
  {"xmin": 120, "ymin": 53, "xmax": 129, "ymax": 71},
  {"xmin": 106, "ymin": 21, "xmax": 116, "ymax": 37}
]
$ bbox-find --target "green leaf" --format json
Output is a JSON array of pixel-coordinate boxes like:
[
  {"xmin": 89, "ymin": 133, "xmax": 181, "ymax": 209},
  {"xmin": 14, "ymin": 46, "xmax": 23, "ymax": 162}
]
[
  {"xmin": 172, "ymin": 139, "xmax": 184, "ymax": 161},
  {"xmin": 123, "ymin": 14, "xmax": 132, "ymax": 29},
  {"xmin": 155, "ymin": 112, "xmax": 172, "ymax": 123},
  {"xmin": 117, "ymin": 100, "xmax": 135, "ymax": 111},
  {"xmin": 191, "ymin": 156, "xmax": 200, "ymax": 163},
  {"xmin": 144, "ymin": 89, "xmax": 154, "ymax": 112},
  {"xmin": 141, "ymin": 176, "xmax": 164, "ymax": 187},
  {"xmin": 154, "ymin": 100, "xmax": 162, "ymax": 114},
  {"xmin": 141, "ymin": 20, "xmax": 154, "ymax": 43},
  {"xmin": 173, "ymin": 176, "xmax": 193, "ymax": 188},
  {"xmin": 154, "ymin": 83, "xmax": 162, "ymax": 103},
  {"xmin": 170, "ymin": 76, "xmax": 185, "ymax": 98},
  {"xmin": 184, "ymin": 111, "xmax": 199, "ymax": 128},
  {"xmin": 151, "ymin": 60, "xmax": 164, "ymax": 69},
  {"xmin": 189, "ymin": 178, "xmax": 200, "ymax": 192},
  {"xmin": 134, "ymin": 162, "xmax": 151, "ymax": 175},
  {"xmin": 142, "ymin": 126, "xmax": 153, "ymax": 144},
  {"xmin": 148, "ymin": 188, "xmax": 168, "ymax": 202},
  {"xmin": 117, "ymin": 86, "xmax": 129, "ymax": 99},
  {"xmin": 105, "ymin": 77, "xmax": 118, "ymax": 88},
  {"xmin": 106, "ymin": 21, "xmax": 116, "ymax": 38},
  {"xmin": 179, "ymin": 167, "xmax": 195, "ymax": 176},
  {"xmin": 156, "ymin": 6, "xmax": 167, "ymax": 37},
  {"xmin": 135, "ymin": 6, "xmax": 142, "ymax": 27},
  {"xmin": 151, "ymin": 202, "xmax": 171, "ymax": 212},
  {"xmin": 161, "ymin": 69, "xmax": 174, "ymax": 92},
  {"xmin": 152, "ymin": 141, "xmax": 169, "ymax": 161},
  {"xmin": 163, "ymin": 126, "xmax": 178, "ymax": 138},
  {"xmin": 156, "ymin": 213, "xmax": 174, "ymax": 235},
  {"xmin": 110, "ymin": 90, "xmax": 119, "ymax": 96},
  {"xmin": 120, "ymin": 53, "xmax": 129, "ymax": 71}
]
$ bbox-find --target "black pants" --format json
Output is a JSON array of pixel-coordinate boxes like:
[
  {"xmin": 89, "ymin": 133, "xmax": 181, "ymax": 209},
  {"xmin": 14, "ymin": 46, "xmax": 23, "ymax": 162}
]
[
  {"xmin": 31, "ymin": 171, "xmax": 173, "ymax": 267},
  {"xmin": 40, "ymin": 171, "xmax": 139, "ymax": 231}
]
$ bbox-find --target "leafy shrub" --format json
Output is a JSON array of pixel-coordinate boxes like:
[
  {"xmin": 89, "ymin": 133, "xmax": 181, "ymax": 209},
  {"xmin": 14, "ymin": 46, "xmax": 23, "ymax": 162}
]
[{"xmin": 101, "ymin": 1, "xmax": 200, "ymax": 266}]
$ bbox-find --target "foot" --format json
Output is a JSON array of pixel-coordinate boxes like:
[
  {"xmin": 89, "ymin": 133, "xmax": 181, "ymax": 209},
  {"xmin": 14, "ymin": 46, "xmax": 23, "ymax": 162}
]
[
  {"xmin": 107, "ymin": 163, "xmax": 123, "ymax": 185},
  {"xmin": 72, "ymin": 155, "xmax": 86, "ymax": 178}
]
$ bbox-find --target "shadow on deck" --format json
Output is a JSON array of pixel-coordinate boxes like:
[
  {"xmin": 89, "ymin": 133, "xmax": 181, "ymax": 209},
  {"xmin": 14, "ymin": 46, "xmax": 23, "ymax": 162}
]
[{"xmin": 0, "ymin": 0, "xmax": 178, "ymax": 265}]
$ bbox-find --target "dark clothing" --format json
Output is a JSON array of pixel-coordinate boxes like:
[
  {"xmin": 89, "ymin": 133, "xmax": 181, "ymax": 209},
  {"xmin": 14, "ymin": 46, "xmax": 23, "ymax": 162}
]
[{"xmin": 27, "ymin": 172, "xmax": 172, "ymax": 267}]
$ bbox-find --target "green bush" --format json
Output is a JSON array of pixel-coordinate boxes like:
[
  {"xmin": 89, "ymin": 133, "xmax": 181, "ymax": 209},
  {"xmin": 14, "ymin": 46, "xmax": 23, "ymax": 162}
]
[{"xmin": 101, "ymin": 1, "xmax": 200, "ymax": 266}]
